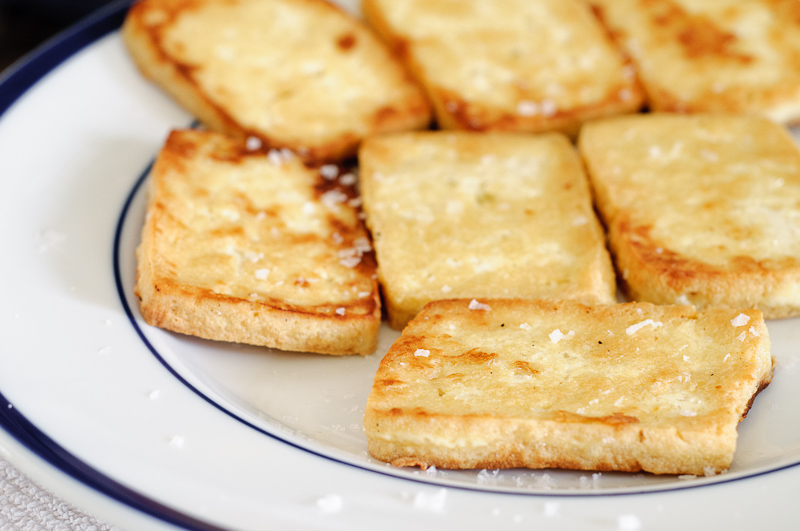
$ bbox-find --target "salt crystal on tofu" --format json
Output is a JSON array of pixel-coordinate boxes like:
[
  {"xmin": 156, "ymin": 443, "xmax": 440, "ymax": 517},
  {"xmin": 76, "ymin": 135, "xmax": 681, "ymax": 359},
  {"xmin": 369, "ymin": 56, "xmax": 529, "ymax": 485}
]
[
  {"xmin": 468, "ymin": 299, "xmax": 491, "ymax": 311},
  {"xmin": 731, "ymin": 314, "xmax": 750, "ymax": 327}
]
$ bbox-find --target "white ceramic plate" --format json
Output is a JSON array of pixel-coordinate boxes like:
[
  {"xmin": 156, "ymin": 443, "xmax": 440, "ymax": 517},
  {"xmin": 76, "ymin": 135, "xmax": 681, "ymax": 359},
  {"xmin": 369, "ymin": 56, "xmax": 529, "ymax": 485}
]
[{"xmin": 2, "ymin": 2, "xmax": 800, "ymax": 529}]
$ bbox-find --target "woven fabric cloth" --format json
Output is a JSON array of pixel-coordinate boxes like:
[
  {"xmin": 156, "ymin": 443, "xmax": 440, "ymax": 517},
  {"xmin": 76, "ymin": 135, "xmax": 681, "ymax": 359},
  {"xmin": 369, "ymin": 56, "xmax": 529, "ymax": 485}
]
[{"xmin": 0, "ymin": 458, "xmax": 120, "ymax": 531}]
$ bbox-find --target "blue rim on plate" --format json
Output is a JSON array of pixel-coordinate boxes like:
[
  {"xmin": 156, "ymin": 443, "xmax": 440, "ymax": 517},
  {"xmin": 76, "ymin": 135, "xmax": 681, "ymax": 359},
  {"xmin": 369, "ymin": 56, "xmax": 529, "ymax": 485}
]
[
  {"xmin": 0, "ymin": 2, "xmax": 226, "ymax": 529},
  {"xmin": 2, "ymin": 1, "xmax": 800, "ymax": 529}
]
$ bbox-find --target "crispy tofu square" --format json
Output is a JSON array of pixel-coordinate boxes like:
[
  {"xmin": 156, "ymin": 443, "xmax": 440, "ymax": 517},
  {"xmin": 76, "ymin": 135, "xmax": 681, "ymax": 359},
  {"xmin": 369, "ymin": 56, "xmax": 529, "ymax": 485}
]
[
  {"xmin": 359, "ymin": 131, "xmax": 615, "ymax": 329},
  {"xmin": 363, "ymin": 0, "xmax": 643, "ymax": 135},
  {"xmin": 364, "ymin": 299, "xmax": 772, "ymax": 475},
  {"xmin": 136, "ymin": 129, "xmax": 380, "ymax": 355},
  {"xmin": 580, "ymin": 113, "xmax": 800, "ymax": 318}
]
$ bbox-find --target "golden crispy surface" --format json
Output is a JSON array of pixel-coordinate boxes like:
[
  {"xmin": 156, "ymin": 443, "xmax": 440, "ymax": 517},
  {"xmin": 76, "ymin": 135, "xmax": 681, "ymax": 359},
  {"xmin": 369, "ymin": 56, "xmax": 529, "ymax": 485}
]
[
  {"xmin": 122, "ymin": 0, "xmax": 431, "ymax": 163},
  {"xmin": 359, "ymin": 132, "xmax": 616, "ymax": 329},
  {"xmin": 579, "ymin": 113, "xmax": 800, "ymax": 318},
  {"xmin": 364, "ymin": 299, "xmax": 773, "ymax": 474},
  {"xmin": 589, "ymin": 0, "xmax": 800, "ymax": 123},
  {"xmin": 362, "ymin": 0, "xmax": 643, "ymax": 135},
  {"xmin": 135, "ymin": 129, "xmax": 380, "ymax": 355}
]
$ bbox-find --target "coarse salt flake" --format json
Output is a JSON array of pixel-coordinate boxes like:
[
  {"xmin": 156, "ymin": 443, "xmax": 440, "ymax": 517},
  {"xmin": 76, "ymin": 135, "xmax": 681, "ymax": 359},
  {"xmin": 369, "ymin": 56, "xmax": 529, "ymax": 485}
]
[
  {"xmin": 414, "ymin": 349, "xmax": 431, "ymax": 357},
  {"xmin": 549, "ymin": 329, "xmax": 574, "ymax": 343},
  {"xmin": 519, "ymin": 323, "xmax": 531, "ymax": 330},
  {"xmin": 468, "ymin": 299, "xmax": 491, "ymax": 311},
  {"xmin": 724, "ymin": 353, "xmax": 731, "ymax": 362},
  {"xmin": 320, "ymin": 164, "xmax": 339, "ymax": 180},
  {"xmin": 680, "ymin": 410, "xmax": 697, "ymax": 417},
  {"xmin": 255, "ymin": 268, "xmax": 269, "ymax": 280},
  {"xmin": 353, "ymin": 237, "xmax": 372, "ymax": 253},
  {"xmin": 543, "ymin": 501, "xmax": 560, "ymax": 517},
  {"xmin": 321, "ymin": 189, "xmax": 348, "ymax": 208},
  {"xmin": 267, "ymin": 149, "xmax": 285, "ymax": 165},
  {"xmin": 335, "ymin": 307, "xmax": 346, "ymax": 316},
  {"xmin": 245, "ymin": 136, "xmax": 262, "ymax": 150},
  {"xmin": 316, "ymin": 494, "xmax": 343, "ymax": 513},
  {"xmin": 413, "ymin": 488, "xmax": 447, "ymax": 512},
  {"xmin": 736, "ymin": 332, "xmax": 747, "ymax": 342},
  {"xmin": 731, "ymin": 314, "xmax": 750, "ymax": 327},
  {"xmin": 540, "ymin": 99, "xmax": 557, "ymax": 117},
  {"xmin": 516, "ymin": 100, "xmax": 539, "ymax": 116},
  {"xmin": 626, "ymin": 319, "xmax": 663, "ymax": 335},
  {"xmin": 339, "ymin": 256, "xmax": 361, "ymax": 268},
  {"xmin": 618, "ymin": 513, "xmax": 641, "ymax": 531},
  {"xmin": 339, "ymin": 173, "xmax": 357, "ymax": 186},
  {"xmin": 749, "ymin": 326, "xmax": 760, "ymax": 337},
  {"xmin": 441, "ymin": 285, "xmax": 452, "ymax": 293}
]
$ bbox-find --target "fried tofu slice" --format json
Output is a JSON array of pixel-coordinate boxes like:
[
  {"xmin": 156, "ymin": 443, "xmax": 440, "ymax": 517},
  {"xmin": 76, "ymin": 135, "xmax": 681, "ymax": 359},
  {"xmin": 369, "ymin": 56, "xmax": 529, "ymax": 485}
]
[
  {"xmin": 579, "ymin": 113, "xmax": 800, "ymax": 318},
  {"xmin": 364, "ymin": 299, "xmax": 773, "ymax": 475},
  {"xmin": 589, "ymin": 0, "xmax": 800, "ymax": 123},
  {"xmin": 362, "ymin": 0, "xmax": 643, "ymax": 135},
  {"xmin": 123, "ymin": 0, "xmax": 431, "ymax": 163},
  {"xmin": 359, "ymin": 131, "xmax": 616, "ymax": 329},
  {"xmin": 135, "ymin": 129, "xmax": 380, "ymax": 355}
]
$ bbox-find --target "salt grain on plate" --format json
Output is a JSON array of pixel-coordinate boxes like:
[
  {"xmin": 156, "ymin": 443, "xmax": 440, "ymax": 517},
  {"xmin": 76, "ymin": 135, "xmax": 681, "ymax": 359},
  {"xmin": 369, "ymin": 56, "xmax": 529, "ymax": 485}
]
[
  {"xmin": 543, "ymin": 501, "xmax": 560, "ymax": 518},
  {"xmin": 316, "ymin": 494, "xmax": 343, "ymax": 513},
  {"xmin": 413, "ymin": 489, "xmax": 447, "ymax": 512},
  {"xmin": 618, "ymin": 513, "xmax": 641, "ymax": 531}
]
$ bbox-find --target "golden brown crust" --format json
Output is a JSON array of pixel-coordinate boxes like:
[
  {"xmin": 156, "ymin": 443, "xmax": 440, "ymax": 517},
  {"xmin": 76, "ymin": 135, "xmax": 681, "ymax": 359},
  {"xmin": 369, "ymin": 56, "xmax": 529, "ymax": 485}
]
[
  {"xmin": 135, "ymin": 129, "xmax": 381, "ymax": 355},
  {"xmin": 122, "ymin": 0, "xmax": 431, "ymax": 163},
  {"xmin": 362, "ymin": 0, "xmax": 643, "ymax": 135},
  {"xmin": 364, "ymin": 299, "xmax": 774, "ymax": 474},
  {"xmin": 579, "ymin": 113, "xmax": 800, "ymax": 318},
  {"xmin": 588, "ymin": 0, "xmax": 800, "ymax": 123},
  {"xmin": 358, "ymin": 131, "xmax": 616, "ymax": 330}
]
